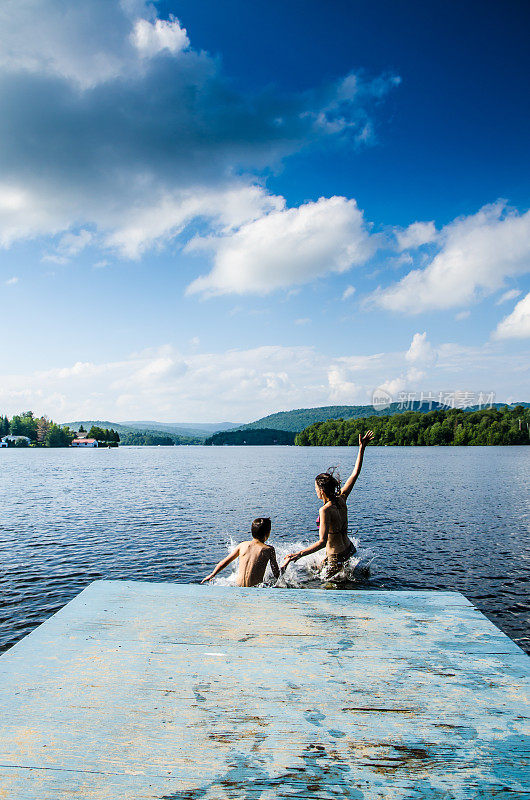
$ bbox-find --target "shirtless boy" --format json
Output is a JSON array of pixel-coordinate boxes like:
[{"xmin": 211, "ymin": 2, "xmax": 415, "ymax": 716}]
[{"xmin": 201, "ymin": 517, "xmax": 280, "ymax": 587}]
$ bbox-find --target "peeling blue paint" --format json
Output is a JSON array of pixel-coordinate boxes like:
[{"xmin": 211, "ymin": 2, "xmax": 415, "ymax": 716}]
[{"xmin": 0, "ymin": 581, "xmax": 528, "ymax": 798}]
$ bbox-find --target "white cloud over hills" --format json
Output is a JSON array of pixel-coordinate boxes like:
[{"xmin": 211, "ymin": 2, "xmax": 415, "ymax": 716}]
[
  {"xmin": 405, "ymin": 332, "xmax": 437, "ymax": 366},
  {"xmin": 0, "ymin": 335, "xmax": 526, "ymax": 423}
]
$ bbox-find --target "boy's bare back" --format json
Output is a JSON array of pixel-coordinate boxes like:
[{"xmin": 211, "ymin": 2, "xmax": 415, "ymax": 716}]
[
  {"xmin": 236, "ymin": 539, "xmax": 278, "ymax": 587},
  {"xmin": 201, "ymin": 517, "xmax": 279, "ymax": 587}
]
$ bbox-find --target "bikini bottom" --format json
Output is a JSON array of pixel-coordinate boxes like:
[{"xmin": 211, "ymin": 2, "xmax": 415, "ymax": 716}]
[{"xmin": 322, "ymin": 541, "xmax": 356, "ymax": 569}]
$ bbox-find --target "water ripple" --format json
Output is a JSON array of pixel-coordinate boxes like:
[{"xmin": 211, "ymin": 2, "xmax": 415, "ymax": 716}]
[{"xmin": 0, "ymin": 445, "xmax": 529, "ymax": 653}]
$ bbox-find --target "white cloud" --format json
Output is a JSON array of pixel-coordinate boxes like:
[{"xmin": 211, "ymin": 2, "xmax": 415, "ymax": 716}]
[
  {"xmin": 374, "ymin": 203, "xmax": 530, "ymax": 313},
  {"xmin": 0, "ymin": 0, "xmax": 398, "ymax": 272},
  {"xmin": 327, "ymin": 365, "xmax": 360, "ymax": 403},
  {"xmin": 5, "ymin": 276, "xmax": 18, "ymax": 285},
  {"xmin": 0, "ymin": 345, "xmax": 335, "ymax": 421},
  {"xmin": 58, "ymin": 229, "xmax": 93, "ymax": 257},
  {"xmin": 0, "ymin": 183, "xmax": 71, "ymax": 248},
  {"xmin": 493, "ymin": 292, "xmax": 530, "ymax": 340},
  {"xmin": 496, "ymin": 288, "xmax": 521, "ymax": 305},
  {"xmin": 342, "ymin": 285, "xmax": 355, "ymax": 300},
  {"xmin": 395, "ymin": 220, "xmax": 437, "ymax": 251},
  {"xmin": 106, "ymin": 185, "xmax": 283, "ymax": 259},
  {"xmin": 377, "ymin": 376, "xmax": 407, "ymax": 397},
  {"xmin": 42, "ymin": 229, "xmax": 94, "ymax": 264},
  {"xmin": 0, "ymin": 338, "xmax": 527, "ymax": 421},
  {"xmin": 0, "ymin": 0, "xmax": 154, "ymax": 87},
  {"xmin": 405, "ymin": 332, "xmax": 437, "ymax": 366},
  {"xmin": 455, "ymin": 310, "xmax": 470, "ymax": 320},
  {"xmin": 186, "ymin": 196, "xmax": 374, "ymax": 296},
  {"xmin": 131, "ymin": 16, "xmax": 189, "ymax": 58},
  {"xmin": 405, "ymin": 367, "xmax": 426, "ymax": 383},
  {"xmin": 310, "ymin": 72, "xmax": 401, "ymax": 143},
  {"xmin": 371, "ymin": 332, "xmax": 437, "ymax": 401}
]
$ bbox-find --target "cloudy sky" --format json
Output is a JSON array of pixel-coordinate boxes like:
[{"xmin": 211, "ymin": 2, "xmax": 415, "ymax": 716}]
[{"xmin": 1, "ymin": 0, "xmax": 529, "ymax": 423}]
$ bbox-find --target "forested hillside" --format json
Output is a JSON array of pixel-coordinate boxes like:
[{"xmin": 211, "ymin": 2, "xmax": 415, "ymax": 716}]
[
  {"xmin": 120, "ymin": 432, "xmax": 180, "ymax": 446},
  {"xmin": 65, "ymin": 420, "xmax": 205, "ymax": 442},
  {"xmin": 295, "ymin": 406, "xmax": 530, "ymax": 446},
  {"xmin": 236, "ymin": 402, "xmax": 529, "ymax": 433},
  {"xmin": 205, "ymin": 428, "xmax": 295, "ymax": 445}
]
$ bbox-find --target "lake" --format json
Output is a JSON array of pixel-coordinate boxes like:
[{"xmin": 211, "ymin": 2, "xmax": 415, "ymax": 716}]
[{"xmin": 1, "ymin": 445, "xmax": 529, "ymax": 654}]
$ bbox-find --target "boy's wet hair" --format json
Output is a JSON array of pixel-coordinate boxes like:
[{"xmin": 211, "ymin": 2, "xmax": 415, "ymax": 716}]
[
  {"xmin": 251, "ymin": 517, "xmax": 271, "ymax": 540},
  {"xmin": 315, "ymin": 468, "xmax": 341, "ymax": 502}
]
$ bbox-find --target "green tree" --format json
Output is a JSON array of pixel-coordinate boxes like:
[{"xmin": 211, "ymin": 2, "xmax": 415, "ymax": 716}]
[
  {"xmin": 204, "ymin": 428, "xmax": 295, "ymax": 446},
  {"xmin": 36, "ymin": 416, "xmax": 50, "ymax": 445},
  {"xmin": 453, "ymin": 425, "xmax": 467, "ymax": 446},
  {"xmin": 294, "ymin": 404, "xmax": 530, "ymax": 447},
  {"xmin": 10, "ymin": 411, "xmax": 38, "ymax": 441},
  {"xmin": 45, "ymin": 424, "xmax": 73, "ymax": 447}
]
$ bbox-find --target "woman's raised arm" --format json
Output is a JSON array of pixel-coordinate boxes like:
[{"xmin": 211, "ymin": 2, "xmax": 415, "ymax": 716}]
[{"xmin": 340, "ymin": 430, "xmax": 374, "ymax": 500}]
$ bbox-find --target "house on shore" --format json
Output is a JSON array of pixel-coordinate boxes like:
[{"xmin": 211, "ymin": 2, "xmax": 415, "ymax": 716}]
[
  {"xmin": 1, "ymin": 435, "xmax": 31, "ymax": 447},
  {"xmin": 71, "ymin": 438, "xmax": 98, "ymax": 448}
]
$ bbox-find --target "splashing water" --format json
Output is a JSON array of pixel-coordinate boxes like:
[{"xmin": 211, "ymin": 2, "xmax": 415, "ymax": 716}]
[{"xmin": 209, "ymin": 532, "xmax": 374, "ymax": 590}]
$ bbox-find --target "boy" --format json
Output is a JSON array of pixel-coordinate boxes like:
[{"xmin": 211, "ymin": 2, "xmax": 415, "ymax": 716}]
[{"xmin": 201, "ymin": 518, "xmax": 279, "ymax": 587}]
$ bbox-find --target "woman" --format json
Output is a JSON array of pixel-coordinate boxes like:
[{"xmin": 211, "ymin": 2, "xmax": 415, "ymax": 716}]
[{"xmin": 283, "ymin": 430, "xmax": 374, "ymax": 577}]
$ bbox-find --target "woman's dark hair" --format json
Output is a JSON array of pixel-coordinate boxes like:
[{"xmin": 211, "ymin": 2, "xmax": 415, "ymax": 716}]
[
  {"xmin": 315, "ymin": 469, "xmax": 341, "ymax": 502},
  {"xmin": 251, "ymin": 517, "xmax": 271, "ymax": 540}
]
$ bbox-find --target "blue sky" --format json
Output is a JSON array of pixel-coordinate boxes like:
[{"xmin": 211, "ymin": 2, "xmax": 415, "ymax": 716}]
[{"xmin": 0, "ymin": 0, "xmax": 528, "ymax": 422}]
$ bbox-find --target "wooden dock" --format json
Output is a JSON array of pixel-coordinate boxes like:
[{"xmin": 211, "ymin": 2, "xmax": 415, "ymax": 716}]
[{"xmin": 0, "ymin": 580, "xmax": 528, "ymax": 799}]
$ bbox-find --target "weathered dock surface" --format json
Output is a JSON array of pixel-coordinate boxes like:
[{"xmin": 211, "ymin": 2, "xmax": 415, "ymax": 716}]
[{"xmin": 0, "ymin": 581, "xmax": 529, "ymax": 799}]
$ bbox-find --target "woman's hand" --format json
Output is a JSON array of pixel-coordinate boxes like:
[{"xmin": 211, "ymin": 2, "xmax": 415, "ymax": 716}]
[
  {"xmin": 200, "ymin": 574, "xmax": 213, "ymax": 584},
  {"xmin": 359, "ymin": 429, "xmax": 374, "ymax": 447},
  {"xmin": 283, "ymin": 552, "xmax": 301, "ymax": 567}
]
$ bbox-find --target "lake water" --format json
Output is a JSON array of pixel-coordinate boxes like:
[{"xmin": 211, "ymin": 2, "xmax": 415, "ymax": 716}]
[{"xmin": 1, "ymin": 446, "xmax": 529, "ymax": 654}]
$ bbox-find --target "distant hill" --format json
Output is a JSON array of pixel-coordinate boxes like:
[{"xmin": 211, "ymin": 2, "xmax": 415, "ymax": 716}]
[
  {"xmin": 63, "ymin": 419, "xmax": 240, "ymax": 441},
  {"xmin": 205, "ymin": 428, "xmax": 296, "ymax": 446},
  {"xmin": 233, "ymin": 402, "xmax": 530, "ymax": 434},
  {"xmin": 63, "ymin": 404, "xmax": 529, "ymax": 441},
  {"xmin": 119, "ymin": 432, "xmax": 182, "ymax": 446},
  {"xmin": 119, "ymin": 420, "xmax": 240, "ymax": 436},
  {"xmin": 62, "ymin": 420, "xmax": 203, "ymax": 445}
]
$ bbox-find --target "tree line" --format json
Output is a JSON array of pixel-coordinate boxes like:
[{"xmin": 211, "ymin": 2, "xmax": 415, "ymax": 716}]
[
  {"xmin": 295, "ymin": 406, "xmax": 530, "ymax": 447},
  {"xmin": 120, "ymin": 432, "xmax": 175, "ymax": 446},
  {"xmin": 205, "ymin": 428, "xmax": 296, "ymax": 445},
  {"xmin": 85, "ymin": 426, "xmax": 120, "ymax": 444},
  {"xmin": 0, "ymin": 413, "xmax": 122, "ymax": 447},
  {"xmin": 0, "ymin": 413, "xmax": 203, "ymax": 447},
  {"xmin": 0, "ymin": 411, "xmax": 76, "ymax": 447}
]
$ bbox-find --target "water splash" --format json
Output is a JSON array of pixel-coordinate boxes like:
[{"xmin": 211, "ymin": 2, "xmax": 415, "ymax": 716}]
[{"xmin": 209, "ymin": 533, "xmax": 374, "ymax": 590}]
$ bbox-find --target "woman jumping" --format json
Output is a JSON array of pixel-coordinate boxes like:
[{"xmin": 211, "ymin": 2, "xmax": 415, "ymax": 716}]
[{"xmin": 283, "ymin": 430, "xmax": 374, "ymax": 578}]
